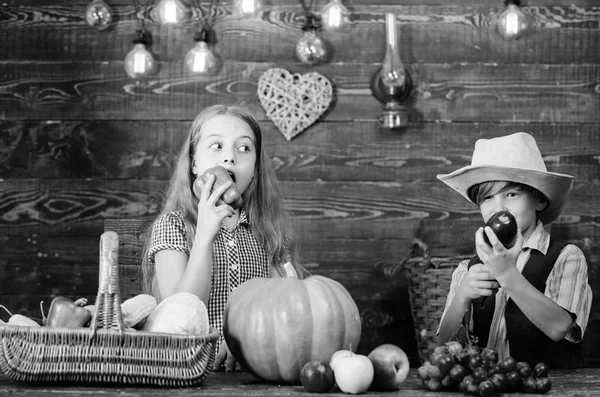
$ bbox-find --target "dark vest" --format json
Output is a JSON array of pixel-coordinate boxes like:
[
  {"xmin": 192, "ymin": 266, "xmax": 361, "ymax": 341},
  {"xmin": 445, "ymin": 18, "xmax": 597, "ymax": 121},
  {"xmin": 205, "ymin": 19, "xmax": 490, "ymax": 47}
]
[{"xmin": 468, "ymin": 238, "xmax": 582, "ymax": 369}]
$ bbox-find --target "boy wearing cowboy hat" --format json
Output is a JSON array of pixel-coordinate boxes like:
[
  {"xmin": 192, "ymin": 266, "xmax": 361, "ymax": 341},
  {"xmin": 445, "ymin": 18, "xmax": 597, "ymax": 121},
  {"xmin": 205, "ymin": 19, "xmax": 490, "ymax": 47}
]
[{"xmin": 436, "ymin": 132, "xmax": 592, "ymax": 368}]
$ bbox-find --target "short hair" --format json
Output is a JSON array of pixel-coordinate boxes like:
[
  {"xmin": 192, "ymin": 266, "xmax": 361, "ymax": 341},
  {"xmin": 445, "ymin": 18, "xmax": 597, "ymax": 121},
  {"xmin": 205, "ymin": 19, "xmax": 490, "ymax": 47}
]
[{"xmin": 468, "ymin": 181, "xmax": 548, "ymax": 207}]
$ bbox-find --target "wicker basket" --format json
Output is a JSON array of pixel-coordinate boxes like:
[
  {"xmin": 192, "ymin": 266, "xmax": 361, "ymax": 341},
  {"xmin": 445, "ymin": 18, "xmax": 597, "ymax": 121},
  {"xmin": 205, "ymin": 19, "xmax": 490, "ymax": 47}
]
[
  {"xmin": 0, "ymin": 231, "xmax": 219, "ymax": 386},
  {"xmin": 401, "ymin": 239, "xmax": 468, "ymax": 363}
]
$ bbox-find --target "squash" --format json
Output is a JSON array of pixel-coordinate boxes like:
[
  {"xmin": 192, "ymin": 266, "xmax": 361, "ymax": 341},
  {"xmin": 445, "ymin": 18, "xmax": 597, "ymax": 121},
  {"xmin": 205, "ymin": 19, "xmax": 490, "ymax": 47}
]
[
  {"xmin": 142, "ymin": 292, "xmax": 209, "ymax": 336},
  {"xmin": 223, "ymin": 275, "xmax": 361, "ymax": 384}
]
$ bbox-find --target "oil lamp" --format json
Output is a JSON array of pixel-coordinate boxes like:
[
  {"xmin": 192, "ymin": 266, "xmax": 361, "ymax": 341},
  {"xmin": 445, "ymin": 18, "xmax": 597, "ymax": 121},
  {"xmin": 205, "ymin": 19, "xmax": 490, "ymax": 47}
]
[{"xmin": 370, "ymin": 13, "xmax": 412, "ymax": 129}]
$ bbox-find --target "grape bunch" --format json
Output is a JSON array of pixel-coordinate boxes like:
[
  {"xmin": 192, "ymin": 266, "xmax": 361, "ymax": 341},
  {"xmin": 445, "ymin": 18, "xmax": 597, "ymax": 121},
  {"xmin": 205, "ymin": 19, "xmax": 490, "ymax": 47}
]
[{"xmin": 417, "ymin": 342, "xmax": 552, "ymax": 396}]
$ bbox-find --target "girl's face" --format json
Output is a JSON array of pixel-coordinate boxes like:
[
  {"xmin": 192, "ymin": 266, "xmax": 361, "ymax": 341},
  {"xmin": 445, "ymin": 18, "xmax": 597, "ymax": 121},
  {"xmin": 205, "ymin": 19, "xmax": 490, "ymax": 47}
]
[
  {"xmin": 191, "ymin": 114, "xmax": 257, "ymax": 196},
  {"xmin": 478, "ymin": 184, "xmax": 546, "ymax": 239}
]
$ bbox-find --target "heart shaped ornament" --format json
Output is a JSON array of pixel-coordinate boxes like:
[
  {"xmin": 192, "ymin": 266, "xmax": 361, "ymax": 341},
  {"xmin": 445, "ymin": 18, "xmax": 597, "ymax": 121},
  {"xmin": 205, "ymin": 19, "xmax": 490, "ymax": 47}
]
[{"xmin": 257, "ymin": 68, "xmax": 333, "ymax": 141}]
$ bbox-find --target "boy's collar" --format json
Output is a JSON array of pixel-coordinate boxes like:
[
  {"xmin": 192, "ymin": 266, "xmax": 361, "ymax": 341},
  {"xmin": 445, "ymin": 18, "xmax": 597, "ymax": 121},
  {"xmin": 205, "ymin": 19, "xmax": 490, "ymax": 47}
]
[{"xmin": 522, "ymin": 220, "xmax": 550, "ymax": 255}]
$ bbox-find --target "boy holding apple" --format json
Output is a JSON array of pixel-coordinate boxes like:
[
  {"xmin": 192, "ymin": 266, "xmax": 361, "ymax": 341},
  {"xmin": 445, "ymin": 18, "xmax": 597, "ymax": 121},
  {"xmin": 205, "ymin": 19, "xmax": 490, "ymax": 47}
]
[{"xmin": 436, "ymin": 132, "xmax": 592, "ymax": 368}]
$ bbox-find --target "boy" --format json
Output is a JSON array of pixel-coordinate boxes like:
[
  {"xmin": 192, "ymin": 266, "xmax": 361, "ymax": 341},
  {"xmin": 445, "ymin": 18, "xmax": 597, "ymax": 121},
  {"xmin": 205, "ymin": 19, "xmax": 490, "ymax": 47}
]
[{"xmin": 436, "ymin": 132, "xmax": 592, "ymax": 368}]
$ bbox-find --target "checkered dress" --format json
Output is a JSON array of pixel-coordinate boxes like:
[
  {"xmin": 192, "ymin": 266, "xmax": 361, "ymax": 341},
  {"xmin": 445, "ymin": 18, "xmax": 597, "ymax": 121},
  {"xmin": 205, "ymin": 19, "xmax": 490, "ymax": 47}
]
[{"xmin": 148, "ymin": 210, "xmax": 270, "ymax": 345}]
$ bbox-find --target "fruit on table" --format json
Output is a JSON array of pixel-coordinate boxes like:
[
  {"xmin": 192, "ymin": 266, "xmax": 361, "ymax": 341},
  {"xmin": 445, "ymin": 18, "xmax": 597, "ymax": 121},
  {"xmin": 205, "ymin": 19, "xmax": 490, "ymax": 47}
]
[
  {"xmin": 417, "ymin": 342, "xmax": 552, "ymax": 395},
  {"xmin": 329, "ymin": 349, "xmax": 355, "ymax": 372},
  {"xmin": 193, "ymin": 166, "xmax": 243, "ymax": 210},
  {"xmin": 0, "ymin": 305, "xmax": 41, "ymax": 327},
  {"xmin": 143, "ymin": 292, "xmax": 209, "ymax": 336},
  {"xmin": 44, "ymin": 297, "xmax": 92, "ymax": 328},
  {"xmin": 367, "ymin": 343, "xmax": 410, "ymax": 391},
  {"xmin": 333, "ymin": 352, "xmax": 374, "ymax": 394},
  {"xmin": 483, "ymin": 210, "xmax": 518, "ymax": 248},
  {"xmin": 223, "ymin": 275, "xmax": 361, "ymax": 384},
  {"xmin": 300, "ymin": 360, "xmax": 335, "ymax": 393}
]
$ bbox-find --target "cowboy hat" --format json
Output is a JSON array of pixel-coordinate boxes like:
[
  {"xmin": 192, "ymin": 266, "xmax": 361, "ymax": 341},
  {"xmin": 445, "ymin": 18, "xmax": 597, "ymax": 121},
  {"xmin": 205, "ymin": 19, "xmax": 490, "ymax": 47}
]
[{"xmin": 437, "ymin": 132, "xmax": 574, "ymax": 224}]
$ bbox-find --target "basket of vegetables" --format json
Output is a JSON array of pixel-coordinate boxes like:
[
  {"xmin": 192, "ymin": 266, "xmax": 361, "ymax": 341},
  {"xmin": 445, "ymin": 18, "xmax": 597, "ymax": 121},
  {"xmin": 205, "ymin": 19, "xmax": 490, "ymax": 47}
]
[
  {"xmin": 0, "ymin": 231, "xmax": 219, "ymax": 387},
  {"xmin": 401, "ymin": 239, "xmax": 470, "ymax": 364}
]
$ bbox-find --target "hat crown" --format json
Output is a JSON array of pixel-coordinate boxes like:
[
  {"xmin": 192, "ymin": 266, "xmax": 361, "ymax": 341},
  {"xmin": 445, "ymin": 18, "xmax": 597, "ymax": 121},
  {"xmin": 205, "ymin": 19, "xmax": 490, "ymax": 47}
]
[{"xmin": 471, "ymin": 132, "xmax": 547, "ymax": 172}]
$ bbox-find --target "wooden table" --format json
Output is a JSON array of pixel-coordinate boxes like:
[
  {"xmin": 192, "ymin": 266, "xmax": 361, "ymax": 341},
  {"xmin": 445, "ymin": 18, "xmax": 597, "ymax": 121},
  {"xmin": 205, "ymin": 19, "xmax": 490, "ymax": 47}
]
[{"xmin": 1, "ymin": 368, "xmax": 599, "ymax": 396}]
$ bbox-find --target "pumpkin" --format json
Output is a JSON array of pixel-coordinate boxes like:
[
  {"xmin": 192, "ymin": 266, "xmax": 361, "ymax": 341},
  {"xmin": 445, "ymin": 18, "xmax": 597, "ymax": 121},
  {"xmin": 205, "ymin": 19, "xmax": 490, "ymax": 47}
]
[{"xmin": 223, "ymin": 275, "xmax": 361, "ymax": 384}]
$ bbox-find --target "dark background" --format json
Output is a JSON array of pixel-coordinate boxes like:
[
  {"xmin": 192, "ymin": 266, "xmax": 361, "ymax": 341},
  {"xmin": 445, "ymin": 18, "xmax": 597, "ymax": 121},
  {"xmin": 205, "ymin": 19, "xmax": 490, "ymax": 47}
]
[{"xmin": 0, "ymin": 0, "xmax": 598, "ymax": 366}]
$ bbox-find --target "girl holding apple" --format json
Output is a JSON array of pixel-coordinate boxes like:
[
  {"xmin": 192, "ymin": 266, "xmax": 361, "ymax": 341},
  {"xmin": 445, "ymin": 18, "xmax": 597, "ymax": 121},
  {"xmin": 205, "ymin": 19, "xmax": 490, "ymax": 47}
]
[
  {"xmin": 140, "ymin": 105, "xmax": 305, "ymax": 371},
  {"xmin": 436, "ymin": 132, "xmax": 592, "ymax": 368}
]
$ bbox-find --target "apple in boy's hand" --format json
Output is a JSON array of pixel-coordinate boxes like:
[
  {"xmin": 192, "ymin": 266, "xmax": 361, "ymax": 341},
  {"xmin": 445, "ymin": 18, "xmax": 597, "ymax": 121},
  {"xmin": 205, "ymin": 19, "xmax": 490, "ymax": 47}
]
[
  {"xmin": 367, "ymin": 344, "xmax": 410, "ymax": 391},
  {"xmin": 329, "ymin": 349, "xmax": 355, "ymax": 372},
  {"xmin": 332, "ymin": 353, "xmax": 374, "ymax": 394}
]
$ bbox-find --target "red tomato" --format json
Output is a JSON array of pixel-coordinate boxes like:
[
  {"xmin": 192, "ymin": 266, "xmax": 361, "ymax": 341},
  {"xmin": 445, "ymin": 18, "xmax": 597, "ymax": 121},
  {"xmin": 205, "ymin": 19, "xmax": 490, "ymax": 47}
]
[{"xmin": 300, "ymin": 360, "xmax": 335, "ymax": 393}]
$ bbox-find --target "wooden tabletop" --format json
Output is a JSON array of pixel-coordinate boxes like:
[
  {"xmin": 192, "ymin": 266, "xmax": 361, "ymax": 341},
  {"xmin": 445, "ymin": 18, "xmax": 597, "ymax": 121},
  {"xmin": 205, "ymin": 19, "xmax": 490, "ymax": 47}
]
[{"xmin": 1, "ymin": 368, "xmax": 599, "ymax": 396}]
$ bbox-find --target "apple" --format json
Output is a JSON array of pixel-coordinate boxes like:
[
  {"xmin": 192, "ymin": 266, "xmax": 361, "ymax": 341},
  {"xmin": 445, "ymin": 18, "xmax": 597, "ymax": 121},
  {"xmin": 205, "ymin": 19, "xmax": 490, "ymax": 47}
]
[
  {"xmin": 333, "ymin": 353, "xmax": 374, "ymax": 394},
  {"xmin": 367, "ymin": 344, "xmax": 410, "ymax": 391},
  {"xmin": 329, "ymin": 349, "xmax": 355, "ymax": 372}
]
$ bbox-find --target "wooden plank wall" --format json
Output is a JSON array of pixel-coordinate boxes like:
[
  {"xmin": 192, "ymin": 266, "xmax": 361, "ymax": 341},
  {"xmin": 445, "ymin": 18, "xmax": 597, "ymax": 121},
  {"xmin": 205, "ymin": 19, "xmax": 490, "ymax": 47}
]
[{"xmin": 0, "ymin": 0, "xmax": 598, "ymax": 366}]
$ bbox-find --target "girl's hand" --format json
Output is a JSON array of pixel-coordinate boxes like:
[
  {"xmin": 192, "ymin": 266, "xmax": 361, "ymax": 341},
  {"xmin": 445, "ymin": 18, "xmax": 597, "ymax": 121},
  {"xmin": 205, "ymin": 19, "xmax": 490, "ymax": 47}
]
[
  {"xmin": 195, "ymin": 174, "xmax": 234, "ymax": 240},
  {"xmin": 458, "ymin": 263, "xmax": 500, "ymax": 302},
  {"xmin": 213, "ymin": 340, "xmax": 241, "ymax": 372},
  {"xmin": 475, "ymin": 226, "xmax": 523, "ymax": 284}
]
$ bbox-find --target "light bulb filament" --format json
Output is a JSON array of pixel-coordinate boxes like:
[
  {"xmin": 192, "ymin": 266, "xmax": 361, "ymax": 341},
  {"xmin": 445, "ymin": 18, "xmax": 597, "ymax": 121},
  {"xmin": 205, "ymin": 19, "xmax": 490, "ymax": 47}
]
[
  {"xmin": 505, "ymin": 11, "xmax": 519, "ymax": 35},
  {"xmin": 133, "ymin": 51, "xmax": 146, "ymax": 74},
  {"xmin": 325, "ymin": 6, "xmax": 342, "ymax": 28},
  {"xmin": 164, "ymin": 1, "xmax": 177, "ymax": 23}
]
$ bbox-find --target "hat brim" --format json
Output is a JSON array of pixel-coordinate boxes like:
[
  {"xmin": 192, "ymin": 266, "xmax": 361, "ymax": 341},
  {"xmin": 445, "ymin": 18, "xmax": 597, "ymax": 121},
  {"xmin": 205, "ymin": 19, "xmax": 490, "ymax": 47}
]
[{"xmin": 437, "ymin": 165, "xmax": 574, "ymax": 224}]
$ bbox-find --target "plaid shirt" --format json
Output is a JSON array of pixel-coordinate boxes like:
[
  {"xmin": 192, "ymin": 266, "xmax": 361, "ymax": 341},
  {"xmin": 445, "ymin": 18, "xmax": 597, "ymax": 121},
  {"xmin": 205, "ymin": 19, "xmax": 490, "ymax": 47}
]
[
  {"xmin": 439, "ymin": 221, "xmax": 592, "ymax": 360},
  {"xmin": 148, "ymin": 210, "xmax": 270, "ymax": 344}
]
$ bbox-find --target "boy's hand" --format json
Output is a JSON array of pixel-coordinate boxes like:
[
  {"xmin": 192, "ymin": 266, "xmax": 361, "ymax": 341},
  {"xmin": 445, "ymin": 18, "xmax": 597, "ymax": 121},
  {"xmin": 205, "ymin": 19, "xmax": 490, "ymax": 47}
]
[
  {"xmin": 458, "ymin": 263, "xmax": 500, "ymax": 302},
  {"xmin": 195, "ymin": 174, "xmax": 234, "ymax": 240},
  {"xmin": 475, "ymin": 226, "xmax": 524, "ymax": 285}
]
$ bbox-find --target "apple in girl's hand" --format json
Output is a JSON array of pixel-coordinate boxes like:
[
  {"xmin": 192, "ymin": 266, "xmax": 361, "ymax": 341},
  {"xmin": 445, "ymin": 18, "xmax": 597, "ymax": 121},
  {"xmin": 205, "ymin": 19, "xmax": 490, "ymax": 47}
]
[
  {"xmin": 367, "ymin": 344, "xmax": 410, "ymax": 391},
  {"xmin": 333, "ymin": 353, "xmax": 374, "ymax": 394},
  {"xmin": 329, "ymin": 349, "xmax": 354, "ymax": 372}
]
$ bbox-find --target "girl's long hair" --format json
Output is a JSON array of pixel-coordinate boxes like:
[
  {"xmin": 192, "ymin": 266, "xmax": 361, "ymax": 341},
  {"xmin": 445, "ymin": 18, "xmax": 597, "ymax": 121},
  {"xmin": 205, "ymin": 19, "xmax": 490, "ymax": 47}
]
[{"xmin": 141, "ymin": 105, "xmax": 304, "ymax": 300}]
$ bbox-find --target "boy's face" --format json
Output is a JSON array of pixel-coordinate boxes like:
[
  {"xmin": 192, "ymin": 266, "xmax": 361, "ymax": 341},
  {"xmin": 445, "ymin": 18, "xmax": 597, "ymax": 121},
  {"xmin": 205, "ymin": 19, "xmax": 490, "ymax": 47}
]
[
  {"xmin": 191, "ymin": 114, "xmax": 257, "ymax": 196},
  {"xmin": 478, "ymin": 184, "xmax": 546, "ymax": 237}
]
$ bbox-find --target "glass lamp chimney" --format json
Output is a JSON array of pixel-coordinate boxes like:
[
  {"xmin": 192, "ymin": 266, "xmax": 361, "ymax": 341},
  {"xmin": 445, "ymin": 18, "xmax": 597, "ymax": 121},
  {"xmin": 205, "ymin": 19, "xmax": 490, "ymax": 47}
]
[{"xmin": 370, "ymin": 13, "xmax": 412, "ymax": 129}]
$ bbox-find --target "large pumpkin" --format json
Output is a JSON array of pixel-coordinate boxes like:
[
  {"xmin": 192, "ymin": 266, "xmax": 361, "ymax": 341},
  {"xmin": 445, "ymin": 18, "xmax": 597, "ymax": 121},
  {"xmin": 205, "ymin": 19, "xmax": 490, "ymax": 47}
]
[{"xmin": 223, "ymin": 275, "xmax": 361, "ymax": 384}]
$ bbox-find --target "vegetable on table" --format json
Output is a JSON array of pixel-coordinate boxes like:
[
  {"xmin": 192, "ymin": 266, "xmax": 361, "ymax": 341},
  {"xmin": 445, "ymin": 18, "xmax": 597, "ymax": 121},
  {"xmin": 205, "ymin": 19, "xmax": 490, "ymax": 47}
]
[
  {"xmin": 223, "ymin": 275, "xmax": 362, "ymax": 384},
  {"xmin": 43, "ymin": 297, "xmax": 92, "ymax": 328},
  {"xmin": 120, "ymin": 294, "xmax": 157, "ymax": 328},
  {"xmin": 142, "ymin": 292, "xmax": 209, "ymax": 336},
  {"xmin": 0, "ymin": 305, "xmax": 41, "ymax": 327}
]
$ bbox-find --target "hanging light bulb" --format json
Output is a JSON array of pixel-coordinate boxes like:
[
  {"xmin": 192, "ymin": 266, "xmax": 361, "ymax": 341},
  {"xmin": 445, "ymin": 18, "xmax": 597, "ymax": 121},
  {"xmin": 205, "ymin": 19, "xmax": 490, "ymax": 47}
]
[
  {"xmin": 496, "ymin": 0, "xmax": 531, "ymax": 40},
  {"xmin": 234, "ymin": 0, "xmax": 263, "ymax": 16},
  {"xmin": 124, "ymin": 30, "xmax": 157, "ymax": 79},
  {"xmin": 185, "ymin": 29, "xmax": 219, "ymax": 74},
  {"xmin": 154, "ymin": 0, "xmax": 190, "ymax": 25},
  {"xmin": 370, "ymin": 13, "xmax": 412, "ymax": 129},
  {"xmin": 295, "ymin": 15, "xmax": 328, "ymax": 65},
  {"xmin": 321, "ymin": 0, "xmax": 349, "ymax": 31},
  {"xmin": 85, "ymin": 0, "xmax": 113, "ymax": 31}
]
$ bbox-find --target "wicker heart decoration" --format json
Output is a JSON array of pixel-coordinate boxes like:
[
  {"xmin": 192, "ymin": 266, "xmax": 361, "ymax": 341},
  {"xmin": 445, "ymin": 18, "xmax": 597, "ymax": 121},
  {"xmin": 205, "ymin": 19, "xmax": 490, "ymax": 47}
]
[{"xmin": 257, "ymin": 68, "xmax": 332, "ymax": 141}]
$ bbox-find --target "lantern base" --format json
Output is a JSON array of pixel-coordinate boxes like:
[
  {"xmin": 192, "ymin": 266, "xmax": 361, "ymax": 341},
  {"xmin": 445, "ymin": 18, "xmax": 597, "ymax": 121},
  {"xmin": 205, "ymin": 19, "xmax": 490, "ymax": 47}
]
[{"xmin": 381, "ymin": 102, "xmax": 409, "ymax": 129}]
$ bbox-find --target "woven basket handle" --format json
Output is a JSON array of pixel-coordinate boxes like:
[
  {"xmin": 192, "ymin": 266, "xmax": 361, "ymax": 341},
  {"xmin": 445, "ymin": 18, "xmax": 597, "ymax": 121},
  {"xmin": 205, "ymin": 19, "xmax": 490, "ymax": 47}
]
[
  {"xmin": 91, "ymin": 231, "xmax": 124, "ymax": 332},
  {"xmin": 410, "ymin": 238, "xmax": 432, "ymax": 265}
]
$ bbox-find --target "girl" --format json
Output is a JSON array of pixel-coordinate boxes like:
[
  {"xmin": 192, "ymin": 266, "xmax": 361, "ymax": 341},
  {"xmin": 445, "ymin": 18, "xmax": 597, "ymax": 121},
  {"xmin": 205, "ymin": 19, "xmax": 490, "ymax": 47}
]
[
  {"xmin": 436, "ymin": 132, "xmax": 592, "ymax": 368},
  {"xmin": 140, "ymin": 105, "xmax": 305, "ymax": 370}
]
